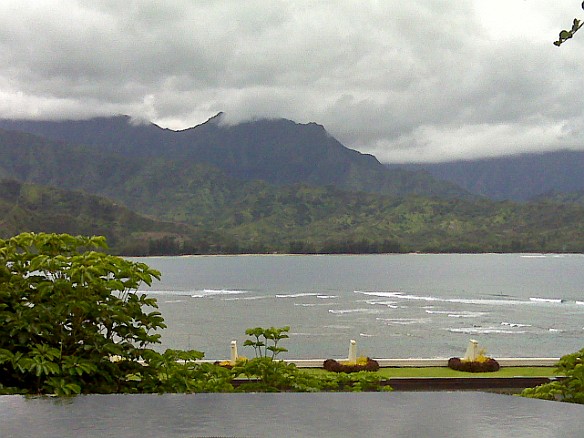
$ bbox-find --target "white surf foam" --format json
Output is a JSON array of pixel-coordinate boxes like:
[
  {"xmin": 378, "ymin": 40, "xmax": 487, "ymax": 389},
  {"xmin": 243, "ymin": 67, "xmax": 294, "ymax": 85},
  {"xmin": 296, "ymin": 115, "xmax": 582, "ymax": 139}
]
[
  {"xmin": 376, "ymin": 317, "xmax": 431, "ymax": 325},
  {"xmin": 425, "ymin": 310, "xmax": 486, "ymax": 318},
  {"xmin": 275, "ymin": 293, "xmax": 318, "ymax": 298},
  {"xmin": 449, "ymin": 327, "xmax": 526, "ymax": 335},
  {"xmin": 223, "ymin": 295, "xmax": 268, "ymax": 301},
  {"xmin": 501, "ymin": 322, "xmax": 532, "ymax": 328},
  {"xmin": 366, "ymin": 300, "xmax": 398, "ymax": 308},
  {"xmin": 357, "ymin": 291, "xmax": 565, "ymax": 307},
  {"xmin": 190, "ymin": 289, "xmax": 248, "ymax": 298},
  {"xmin": 329, "ymin": 308, "xmax": 384, "ymax": 315},
  {"xmin": 530, "ymin": 297, "xmax": 564, "ymax": 304}
]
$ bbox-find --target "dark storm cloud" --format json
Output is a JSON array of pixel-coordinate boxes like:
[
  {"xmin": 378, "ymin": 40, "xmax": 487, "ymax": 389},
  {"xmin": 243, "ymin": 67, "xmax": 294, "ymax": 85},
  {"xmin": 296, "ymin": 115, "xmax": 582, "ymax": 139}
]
[{"xmin": 1, "ymin": 0, "xmax": 583, "ymax": 162}]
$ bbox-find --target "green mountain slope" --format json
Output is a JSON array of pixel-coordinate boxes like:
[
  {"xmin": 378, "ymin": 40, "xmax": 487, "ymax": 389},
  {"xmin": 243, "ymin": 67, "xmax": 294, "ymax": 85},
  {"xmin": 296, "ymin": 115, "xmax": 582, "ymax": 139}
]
[
  {"xmin": 0, "ymin": 179, "xmax": 226, "ymax": 255},
  {"xmin": 0, "ymin": 116, "xmax": 470, "ymax": 199},
  {"xmin": 1, "ymin": 128, "xmax": 583, "ymax": 254},
  {"xmin": 188, "ymin": 184, "xmax": 584, "ymax": 253},
  {"xmin": 0, "ymin": 128, "xmax": 251, "ymax": 223},
  {"xmin": 532, "ymin": 190, "xmax": 584, "ymax": 206}
]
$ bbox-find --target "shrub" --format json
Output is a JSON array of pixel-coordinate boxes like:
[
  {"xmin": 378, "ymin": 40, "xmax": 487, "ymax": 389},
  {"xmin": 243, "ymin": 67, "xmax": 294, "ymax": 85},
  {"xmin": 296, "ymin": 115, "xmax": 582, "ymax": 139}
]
[
  {"xmin": 233, "ymin": 327, "xmax": 389, "ymax": 392},
  {"xmin": 0, "ymin": 233, "xmax": 165, "ymax": 394},
  {"xmin": 0, "ymin": 232, "xmax": 233, "ymax": 395},
  {"xmin": 447, "ymin": 357, "xmax": 500, "ymax": 372},
  {"xmin": 521, "ymin": 348, "xmax": 584, "ymax": 404},
  {"xmin": 323, "ymin": 357, "xmax": 380, "ymax": 373}
]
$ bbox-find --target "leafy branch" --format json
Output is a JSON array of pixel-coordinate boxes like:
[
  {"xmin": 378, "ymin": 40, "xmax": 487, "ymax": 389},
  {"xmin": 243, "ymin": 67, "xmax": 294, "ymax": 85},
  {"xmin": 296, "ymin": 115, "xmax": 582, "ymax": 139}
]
[
  {"xmin": 554, "ymin": 3, "xmax": 584, "ymax": 46},
  {"xmin": 521, "ymin": 348, "xmax": 584, "ymax": 404},
  {"xmin": 243, "ymin": 326, "xmax": 290, "ymax": 359}
]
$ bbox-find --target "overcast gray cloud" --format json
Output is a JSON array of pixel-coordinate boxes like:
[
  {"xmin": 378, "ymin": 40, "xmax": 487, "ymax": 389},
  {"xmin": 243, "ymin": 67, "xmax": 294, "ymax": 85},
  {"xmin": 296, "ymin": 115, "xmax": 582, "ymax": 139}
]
[{"xmin": 1, "ymin": 0, "xmax": 583, "ymax": 162}]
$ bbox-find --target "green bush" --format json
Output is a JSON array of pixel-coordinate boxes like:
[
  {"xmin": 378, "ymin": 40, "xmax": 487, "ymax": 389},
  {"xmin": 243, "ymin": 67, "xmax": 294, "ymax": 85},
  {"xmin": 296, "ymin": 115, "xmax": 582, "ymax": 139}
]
[
  {"xmin": 521, "ymin": 348, "xmax": 584, "ymax": 404},
  {"xmin": 323, "ymin": 358, "xmax": 380, "ymax": 373},
  {"xmin": 0, "ymin": 232, "xmax": 234, "ymax": 395},
  {"xmin": 233, "ymin": 326, "xmax": 390, "ymax": 392},
  {"xmin": 447, "ymin": 357, "xmax": 500, "ymax": 373},
  {"xmin": 0, "ymin": 233, "xmax": 392, "ymax": 395}
]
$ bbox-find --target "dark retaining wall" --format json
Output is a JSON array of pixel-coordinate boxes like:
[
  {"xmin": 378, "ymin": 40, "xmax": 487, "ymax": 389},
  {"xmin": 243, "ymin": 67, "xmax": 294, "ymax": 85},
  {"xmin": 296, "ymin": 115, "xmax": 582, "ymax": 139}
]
[
  {"xmin": 383, "ymin": 377, "xmax": 563, "ymax": 391},
  {"xmin": 230, "ymin": 376, "xmax": 562, "ymax": 392}
]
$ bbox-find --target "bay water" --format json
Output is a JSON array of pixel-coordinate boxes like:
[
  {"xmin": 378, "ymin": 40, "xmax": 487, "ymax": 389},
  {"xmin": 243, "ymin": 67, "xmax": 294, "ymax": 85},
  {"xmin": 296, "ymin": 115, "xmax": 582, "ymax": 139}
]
[{"xmin": 134, "ymin": 253, "xmax": 584, "ymax": 360}]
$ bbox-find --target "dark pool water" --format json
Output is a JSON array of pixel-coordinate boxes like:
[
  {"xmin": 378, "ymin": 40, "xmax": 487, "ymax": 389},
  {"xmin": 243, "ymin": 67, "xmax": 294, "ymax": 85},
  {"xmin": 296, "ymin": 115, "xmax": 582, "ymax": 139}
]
[{"xmin": 1, "ymin": 392, "xmax": 583, "ymax": 437}]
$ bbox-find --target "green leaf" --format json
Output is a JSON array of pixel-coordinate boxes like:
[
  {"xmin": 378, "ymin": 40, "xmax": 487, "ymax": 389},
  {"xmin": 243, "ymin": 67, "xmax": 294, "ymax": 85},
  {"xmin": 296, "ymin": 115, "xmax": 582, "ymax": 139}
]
[
  {"xmin": 0, "ymin": 348, "xmax": 14, "ymax": 364},
  {"xmin": 45, "ymin": 378, "xmax": 82, "ymax": 396}
]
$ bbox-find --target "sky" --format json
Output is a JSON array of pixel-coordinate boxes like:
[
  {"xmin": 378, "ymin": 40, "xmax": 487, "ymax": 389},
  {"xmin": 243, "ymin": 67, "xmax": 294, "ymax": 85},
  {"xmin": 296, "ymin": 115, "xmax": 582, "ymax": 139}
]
[{"xmin": 1, "ymin": 1, "xmax": 584, "ymax": 163}]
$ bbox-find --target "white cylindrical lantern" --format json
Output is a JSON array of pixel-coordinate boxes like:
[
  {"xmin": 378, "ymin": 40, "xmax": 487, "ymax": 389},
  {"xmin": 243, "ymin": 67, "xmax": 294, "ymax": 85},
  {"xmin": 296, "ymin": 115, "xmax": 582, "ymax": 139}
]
[
  {"xmin": 230, "ymin": 340, "xmax": 238, "ymax": 364},
  {"xmin": 348, "ymin": 339, "xmax": 357, "ymax": 364},
  {"xmin": 463, "ymin": 339, "xmax": 479, "ymax": 361}
]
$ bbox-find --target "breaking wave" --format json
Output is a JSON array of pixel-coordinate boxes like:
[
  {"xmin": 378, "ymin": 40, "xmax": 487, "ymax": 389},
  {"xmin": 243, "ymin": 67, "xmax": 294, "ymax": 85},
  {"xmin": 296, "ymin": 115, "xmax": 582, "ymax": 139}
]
[
  {"xmin": 529, "ymin": 297, "xmax": 564, "ymax": 304},
  {"xmin": 276, "ymin": 293, "xmax": 318, "ymax": 298},
  {"xmin": 223, "ymin": 295, "xmax": 269, "ymax": 301},
  {"xmin": 357, "ymin": 291, "xmax": 572, "ymax": 306},
  {"xmin": 147, "ymin": 289, "xmax": 249, "ymax": 298},
  {"xmin": 448, "ymin": 327, "xmax": 526, "ymax": 335},
  {"xmin": 376, "ymin": 317, "xmax": 432, "ymax": 325},
  {"xmin": 425, "ymin": 310, "xmax": 487, "ymax": 318},
  {"xmin": 329, "ymin": 308, "xmax": 385, "ymax": 315},
  {"xmin": 190, "ymin": 289, "xmax": 249, "ymax": 298},
  {"xmin": 366, "ymin": 300, "xmax": 398, "ymax": 309},
  {"xmin": 501, "ymin": 322, "xmax": 532, "ymax": 328}
]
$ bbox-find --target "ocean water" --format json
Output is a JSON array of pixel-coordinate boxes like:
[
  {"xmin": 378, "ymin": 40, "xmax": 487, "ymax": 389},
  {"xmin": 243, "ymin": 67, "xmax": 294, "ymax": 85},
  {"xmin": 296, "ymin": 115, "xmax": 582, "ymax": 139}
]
[{"xmin": 133, "ymin": 253, "xmax": 584, "ymax": 360}]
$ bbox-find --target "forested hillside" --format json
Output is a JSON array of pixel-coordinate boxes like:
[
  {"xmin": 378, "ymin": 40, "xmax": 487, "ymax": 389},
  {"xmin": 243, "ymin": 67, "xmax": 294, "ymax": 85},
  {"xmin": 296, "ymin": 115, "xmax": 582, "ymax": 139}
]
[
  {"xmin": 0, "ymin": 179, "xmax": 219, "ymax": 254},
  {"xmin": 1, "ymin": 121, "xmax": 584, "ymax": 254}
]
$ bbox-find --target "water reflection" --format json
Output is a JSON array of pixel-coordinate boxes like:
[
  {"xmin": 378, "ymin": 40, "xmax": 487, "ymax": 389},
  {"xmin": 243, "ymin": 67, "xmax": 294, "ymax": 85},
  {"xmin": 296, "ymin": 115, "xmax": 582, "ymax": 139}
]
[{"xmin": 1, "ymin": 392, "xmax": 583, "ymax": 437}]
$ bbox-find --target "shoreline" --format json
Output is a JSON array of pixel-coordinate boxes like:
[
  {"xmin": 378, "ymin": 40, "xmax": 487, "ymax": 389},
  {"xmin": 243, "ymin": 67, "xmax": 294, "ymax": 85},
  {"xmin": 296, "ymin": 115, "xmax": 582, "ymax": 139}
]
[{"xmin": 132, "ymin": 252, "xmax": 584, "ymax": 259}]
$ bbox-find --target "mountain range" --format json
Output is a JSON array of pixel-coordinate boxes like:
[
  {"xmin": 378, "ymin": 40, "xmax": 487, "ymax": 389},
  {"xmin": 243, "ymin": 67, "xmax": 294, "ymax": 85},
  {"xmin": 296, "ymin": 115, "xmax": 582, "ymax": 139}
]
[
  {"xmin": 1, "ymin": 115, "xmax": 583, "ymax": 254},
  {"xmin": 3, "ymin": 115, "xmax": 583, "ymax": 201},
  {"xmin": 389, "ymin": 151, "xmax": 584, "ymax": 201},
  {"xmin": 0, "ymin": 115, "xmax": 468, "ymax": 199}
]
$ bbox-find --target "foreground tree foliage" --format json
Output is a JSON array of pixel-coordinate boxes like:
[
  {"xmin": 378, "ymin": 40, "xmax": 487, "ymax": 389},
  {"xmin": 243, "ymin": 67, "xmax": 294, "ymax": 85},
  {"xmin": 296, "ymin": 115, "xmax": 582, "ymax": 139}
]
[
  {"xmin": 0, "ymin": 232, "xmax": 232, "ymax": 395},
  {"xmin": 0, "ymin": 233, "xmax": 389, "ymax": 395},
  {"xmin": 521, "ymin": 348, "xmax": 584, "ymax": 404}
]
